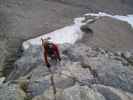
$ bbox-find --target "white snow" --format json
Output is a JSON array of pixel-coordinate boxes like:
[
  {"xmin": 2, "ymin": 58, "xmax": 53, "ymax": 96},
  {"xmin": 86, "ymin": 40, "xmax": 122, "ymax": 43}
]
[
  {"xmin": 23, "ymin": 17, "xmax": 85, "ymax": 50},
  {"xmin": 23, "ymin": 24, "xmax": 83, "ymax": 50},
  {"xmin": 74, "ymin": 17, "xmax": 85, "ymax": 25},
  {"xmin": 23, "ymin": 12, "xmax": 133, "ymax": 50},
  {"xmin": 0, "ymin": 77, "xmax": 5, "ymax": 85},
  {"xmin": 114, "ymin": 15, "xmax": 133, "ymax": 27}
]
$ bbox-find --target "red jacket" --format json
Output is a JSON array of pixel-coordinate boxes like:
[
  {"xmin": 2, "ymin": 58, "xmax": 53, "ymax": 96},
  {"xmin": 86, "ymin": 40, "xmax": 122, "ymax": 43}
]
[{"xmin": 43, "ymin": 43, "xmax": 60, "ymax": 65}]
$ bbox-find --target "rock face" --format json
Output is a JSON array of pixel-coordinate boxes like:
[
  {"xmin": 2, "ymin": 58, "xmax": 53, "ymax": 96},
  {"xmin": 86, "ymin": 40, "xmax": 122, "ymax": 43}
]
[
  {"xmin": 0, "ymin": 83, "xmax": 27, "ymax": 100},
  {"xmin": 0, "ymin": 1, "xmax": 133, "ymax": 98},
  {"xmin": 0, "ymin": 0, "xmax": 86, "ymax": 77},
  {"xmin": 4, "ymin": 41, "xmax": 133, "ymax": 100},
  {"xmin": 80, "ymin": 16, "xmax": 133, "ymax": 51},
  {"xmin": 0, "ymin": 38, "xmax": 22, "ymax": 77},
  {"xmin": 1, "ymin": 0, "xmax": 133, "ymax": 78},
  {"xmin": 70, "ymin": 43, "xmax": 133, "ymax": 92},
  {"xmin": 93, "ymin": 84, "xmax": 133, "ymax": 100},
  {"xmin": 33, "ymin": 84, "xmax": 133, "ymax": 100},
  {"xmin": 62, "ymin": 84, "xmax": 105, "ymax": 100}
]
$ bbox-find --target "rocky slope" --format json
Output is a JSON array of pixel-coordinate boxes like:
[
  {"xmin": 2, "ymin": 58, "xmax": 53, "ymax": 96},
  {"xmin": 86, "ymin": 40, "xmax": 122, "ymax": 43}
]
[
  {"xmin": 81, "ymin": 16, "xmax": 133, "ymax": 51},
  {"xmin": 0, "ymin": 0, "xmax": 86, "ymax": 77},
  {"xmin": 0, "ymin": 0, "xmax": 133, "ymax": 99},
  {"xmin": 1, "ymin": 0, "xmax": 133, "ymax": 77},
  {"xmin": 1, "ymin": 41, "xmax": 133, "ymax": 100}
]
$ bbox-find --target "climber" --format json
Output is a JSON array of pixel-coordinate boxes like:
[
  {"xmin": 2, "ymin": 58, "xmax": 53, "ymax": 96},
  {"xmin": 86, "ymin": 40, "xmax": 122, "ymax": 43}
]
[{"xmin": 41, "ymin": 37, "xmax": 61, "ymax": 68}]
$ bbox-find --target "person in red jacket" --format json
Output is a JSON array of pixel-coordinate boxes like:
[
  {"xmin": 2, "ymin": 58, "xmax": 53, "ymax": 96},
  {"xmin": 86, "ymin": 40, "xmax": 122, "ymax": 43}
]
[{"xmin": 41, "ymin": 37, "xmax": 61, "ymax": 68}]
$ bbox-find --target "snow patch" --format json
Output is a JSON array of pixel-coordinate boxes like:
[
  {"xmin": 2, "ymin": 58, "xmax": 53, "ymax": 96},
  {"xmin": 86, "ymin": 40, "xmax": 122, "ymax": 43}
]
[
  {"xmin": 23, "ymin": 12, "xmax": 133, "ymax": 50},
  {"xmin": 0, "ymin": 77, "xmax": 5, "ymax": 84},
  {"xmin": 114, "ymin": 15, "xmax": 133, "ymax": 27},
  {"xmin": 74, "ymin": 17, "xmax": 85, "ymax": 25},
  {"xmin": 23, "ymin": 24, "xmax": 83, "ymax": 50},
  {"xmin": 23, "ymin": 17, "xmax": 85, "ymax": 50}
]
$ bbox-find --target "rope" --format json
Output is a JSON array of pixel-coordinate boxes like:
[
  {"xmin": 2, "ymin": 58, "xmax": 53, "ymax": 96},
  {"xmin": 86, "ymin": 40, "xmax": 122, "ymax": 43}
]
[
  {"xmin": 50, "ymin": 74, "xmax": 56, "ymax": 100},
  {"xmin": 48, "ymin": 67, "xmax": 57, "ymax": 100}
]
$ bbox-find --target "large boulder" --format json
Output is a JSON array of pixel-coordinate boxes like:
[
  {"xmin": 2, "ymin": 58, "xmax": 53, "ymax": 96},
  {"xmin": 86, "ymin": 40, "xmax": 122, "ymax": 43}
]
[
  {"xmin": 80, "ymin": 16, "xmax": 133, "ymax": 51},
  {"xmin": 67, "ymin": 43, "xmax": 133, "ymax": 93}
]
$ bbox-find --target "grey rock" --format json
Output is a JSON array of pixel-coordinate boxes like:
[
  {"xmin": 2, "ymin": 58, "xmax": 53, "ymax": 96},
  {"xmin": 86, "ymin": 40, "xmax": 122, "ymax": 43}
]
[
  {"xmin": 0, "ymin": 83, "xmax": 26, "ymax": 100},
  {"xmin": 63, "ymin": 84, "xmax": 106, "ymax": 100},
  {"xmin": 93, "ymin": 84, "xmax": 133, "ymax": 100},
  {"xmin": 81, "ymin": 16, "xmax": 133, "ymax": 51},
  {"xmin": 27, "ymin": 72, "xmax": 75, "ymax": 97},
  {"xmin": 6, "ymin": 41, "xmax": 133, "ymax": 99},
  {"xmin": 65, "ymin": 43, "xmax": 133, "ymax": 93},
  {"xmin": 32, "ymin": 84, "xmax": 106, "ymax": 100},
  {"xmin": 1, "ymin": 0, "xmax": 133, "ymax": 99},
  {"xmin": 7, "ymin": 45, "xmax": 43, "ymax": 80}
]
